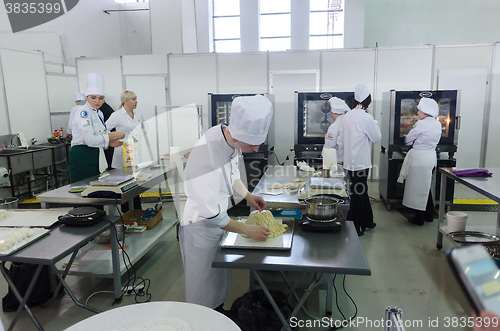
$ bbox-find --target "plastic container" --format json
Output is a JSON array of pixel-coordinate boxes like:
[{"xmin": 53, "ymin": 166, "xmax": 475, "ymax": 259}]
[
  {"xmin": 0, "ymin": 198, "xmax": 18, "ymax": 209},
  {"xmin": 447, "ymin": 211, "xmax": 468, "ymax": 233}
]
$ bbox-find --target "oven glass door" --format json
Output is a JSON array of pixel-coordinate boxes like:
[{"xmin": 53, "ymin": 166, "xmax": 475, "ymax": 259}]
[
  {"xmin": 394, "ymin": 90, "xmax": 458, "ymax": 146},
  {"xmin": 209, "ymin": 94, "xmax": 255, "ymax": 127},
  {"xmin": 297, "ymin": 92, "xmax": 354, "ymax": 145}
]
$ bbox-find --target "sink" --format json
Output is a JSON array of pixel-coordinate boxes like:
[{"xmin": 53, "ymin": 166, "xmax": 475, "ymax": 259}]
[
  {"xmin": 0, "ymin": 149, "xmax": 30, "ymax": 156},
  {"xmin": 12, "ymin": 145, "xmax": 52, "ymax": 151},
  {"xmin": 0, "ymin": 149, "xmax": 33, "ymax": 173}
]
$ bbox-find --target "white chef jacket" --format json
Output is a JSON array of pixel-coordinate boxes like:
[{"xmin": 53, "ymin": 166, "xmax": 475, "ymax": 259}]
[
  {"xmin": 70, "ymin": 103, "xmax": 109, "ymax": 148},
  {"xmin": 324, "ymin": 115, "xmax": 345, "ymax": 164},
  {"xmin": 105, "ymin": 108, "xmax": 142, "ymax": 168},
  {"xmin": 179, "ymin": 124, "xmax": 240, "ymax": 308},
  {"xmin": 338, "ymin": 105, "xmax": 381, "ymax": 171},
  {"xmin": 404, "ymin": 116, "xmax": 442, "ymax": 150},
  {"xmin": 67, "ymin": 104, "xmax": 83, "ymax": 135},
  {"xmin": 181, "ymin": 124, "xmax": 240, "ymax": 227},
  {"xmin": 402, "ymin": 116, "xmax": 442, "ymax": 210}
]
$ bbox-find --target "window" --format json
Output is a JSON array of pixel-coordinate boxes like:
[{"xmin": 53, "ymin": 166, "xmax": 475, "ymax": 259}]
[
  {"xmin": 212, "ymin": 0, "xmax": 241, "ymax": 53},
  {"xmin": 309, "ymin": 0, "xmax": 344, "ymax": 50},
  {"xmin": 260, "ymin": 0, "xmax": 291, "ymax": 52}
]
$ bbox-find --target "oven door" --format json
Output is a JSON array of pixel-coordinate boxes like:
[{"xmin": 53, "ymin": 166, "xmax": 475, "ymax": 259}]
[
  {"xmin": 296, "ymin": 92, "xmax": 354, "ymax": 145},
  {"xmin": 393, "ymin": 90, "xmax": 460, "ymax": 146}
]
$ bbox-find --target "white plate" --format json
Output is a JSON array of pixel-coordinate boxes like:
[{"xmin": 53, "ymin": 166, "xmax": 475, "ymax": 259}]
[{"xmin": 0, "ymin": 228, "xmax": 50, "ymax": 256}]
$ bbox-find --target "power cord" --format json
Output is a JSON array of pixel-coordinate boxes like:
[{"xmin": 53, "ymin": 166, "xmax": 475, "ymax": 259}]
[
  {"xmin": 85, "ymin": 205, "xmax": 152, "ymax": 306},
  {"xmin": 331, "ymin": 275, "xmax": 358, "ymax": 330},
  {"xmin": 113, "ymin": 205, "xmax": 152, "ymax": 304},
  {"xmin": 269, "ymin": 147, "xmax": 294, "ymax": 166}
]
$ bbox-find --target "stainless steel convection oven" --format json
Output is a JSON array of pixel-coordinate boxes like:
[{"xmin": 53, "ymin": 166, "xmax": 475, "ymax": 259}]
[
  {"xmin": 379, "ymin": 90, "xmax": 461, "ymax": 209},
  {"xmin": 208, "ymin": 93, "xmax": 275, "ymax": 192},
  {"xmin": 294, "ymin": 91, "xmax": 354, "ymax": 169}
]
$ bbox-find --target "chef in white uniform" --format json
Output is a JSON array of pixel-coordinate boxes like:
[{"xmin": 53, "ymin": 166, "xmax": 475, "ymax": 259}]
[
  {"xmin": 180, "ymin": 95, "xmax": 273, "ymax": 312},
  {"xmin": 324, "ymin": 97, "xmax": 350, "ymax": 170},
  {"xmin": 67, "ymin": 92, "xmax": 86, "ymax": 135},
  {"xmin": 338, "ymin": 84, "xmax": 381, "ymax": 236},
  {"xmin": 399, "ymin": 97, "xmax": 441, "ymax": 225},
  {"xmin": 68, "ymin": 73, "xmax": 125, "ymax": 184}
]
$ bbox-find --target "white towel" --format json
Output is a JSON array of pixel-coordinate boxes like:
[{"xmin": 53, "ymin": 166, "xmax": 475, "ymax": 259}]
[{"xmin": 397, "ymin": 149, "xmax": 413, "ymax": 183}]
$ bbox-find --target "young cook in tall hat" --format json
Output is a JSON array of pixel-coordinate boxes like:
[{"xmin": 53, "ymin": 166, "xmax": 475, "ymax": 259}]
[
  {"xmin": 67, "ymin": 73, "xmax": 125, "ymax": 183},
  {"xmin": 179, "ymin": 95, "xmax": 273, "ymax": 312}
]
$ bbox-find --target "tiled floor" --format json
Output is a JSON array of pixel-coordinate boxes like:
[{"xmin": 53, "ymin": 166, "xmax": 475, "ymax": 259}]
[{"xmin": 0, "ymin": 181, "xmax": 497, "ymax": 330}]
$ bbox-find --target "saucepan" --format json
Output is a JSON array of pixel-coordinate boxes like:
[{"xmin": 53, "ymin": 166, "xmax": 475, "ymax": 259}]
[{"xmin": 302, "ymin": 195, "xmax": 342, "ymax": 220}]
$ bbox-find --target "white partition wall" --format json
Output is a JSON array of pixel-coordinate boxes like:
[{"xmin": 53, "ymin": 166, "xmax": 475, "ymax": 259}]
[
  {"xmin": 46, "ymin": 73, "xmax": 79, "ymax": 134},
  {"xmin": 322, "ymin": 48, "xmax": 375, "ymax": 92},
  {"xmin": 217, "ymin": 52, "xmax": 268, "ymax": 93},
  {"xmin": 0, "ymin": 48, "xmax": 51, "ymax": 143},
  {"xmin": 168, "ymin": 53, "xmax": 217, "ymax": 131},
  {"xmin": 374, "ymin": 46, "xmax": 434, "ymax": 178},
  {"xmin": 125, "ymin": 76, "xmax": 168, "ymax": 125},
  {"xmin": 122, "ymin": 54, "xmax": 168, "ymax": 75},
  {"xmin": 269, "ymin": 51, "xmax": 321, "ymax": 74},
  {"xmin": 76, "ymin": 57, "xmax": 123, "ymax": 112},
  {"xmin": 486, "ymin": 43, "xmax": 500, "ymax": 167},
  {"xmin": 0, "ymin": 60, "xmax": 9, "ymax": 135}
]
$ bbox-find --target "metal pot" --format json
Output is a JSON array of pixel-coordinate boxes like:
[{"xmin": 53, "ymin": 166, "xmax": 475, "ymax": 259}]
[{"xmin": 303, "ymin": 196, "xmax": 340, "ymax": 220}]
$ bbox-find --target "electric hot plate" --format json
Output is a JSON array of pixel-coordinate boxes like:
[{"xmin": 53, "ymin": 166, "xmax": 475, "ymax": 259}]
[{"xmin": 299, "ymin": 214, "xmax": 342, "ymax": 232}]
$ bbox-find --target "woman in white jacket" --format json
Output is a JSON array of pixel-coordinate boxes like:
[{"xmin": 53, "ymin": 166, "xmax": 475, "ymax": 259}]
[
  {"xmin": 338, "ymin": 84, "xmax": 381, "ymax": 236},
  {"xmin": 105, "ymin": 90, "xmax": 143, "ymax": 212},
  {"xmin": 400, "ymin": 98, "xmax": 442, "ymax": 225}
]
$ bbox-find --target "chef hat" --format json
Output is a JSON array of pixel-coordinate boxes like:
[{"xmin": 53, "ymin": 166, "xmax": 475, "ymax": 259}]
[
  {"xmin": 228, "ymin": 95, "xmax": 273, "ymax": 145},
  {"xmin": 354, "ymin": 83, "xmax": 370, "ymax": 102},
  {"xmin": 73, "ymin": 92, "xmax": 86, "ymax": 102},
  {"xmin": 417, "ymin": 97, "xmax": 439, "ymax": 117},
  {"xmin": 329, "ymin": 97, "xmax": 350, "ymax": 114},
  {"xmin": 86, "ymin": 72, "xmax": 105, "ymax": 96}
]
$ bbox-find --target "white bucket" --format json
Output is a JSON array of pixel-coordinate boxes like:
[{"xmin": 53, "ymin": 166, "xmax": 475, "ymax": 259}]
[{"xmin": 447, "ymin": 211, "xmax": 468, "ymax": 233}]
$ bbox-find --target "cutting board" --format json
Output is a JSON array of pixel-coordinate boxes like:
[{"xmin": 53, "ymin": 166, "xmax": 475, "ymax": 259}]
[
  {"xmin": 219, "ymin": 218, "xmax": 294, "ymax": 250},
  {"xmin": 0, "ymin": 209, "xmax": 69, "ymax": 228}
]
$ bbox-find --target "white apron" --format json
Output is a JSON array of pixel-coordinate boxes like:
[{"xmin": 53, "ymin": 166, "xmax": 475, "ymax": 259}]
[
  {"xmin": 179, "ymin": 223, "xmax": 233, "ymax": 309},
  {"xmin": 402, "ymin": 149, "xmax": 436, "ymax": 211}
]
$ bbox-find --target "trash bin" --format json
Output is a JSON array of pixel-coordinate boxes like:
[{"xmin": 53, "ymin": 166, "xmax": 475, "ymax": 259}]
[
  {"xmin": 228, "ymin": 289, "xmax": 295, "ymax": 331},
  {"xmin": 0, "ymin": 198, "xmax": 18, "ymax": 209}
]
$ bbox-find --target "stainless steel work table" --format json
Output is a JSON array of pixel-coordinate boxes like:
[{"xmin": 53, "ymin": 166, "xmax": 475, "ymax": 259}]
[
  {"xmin": 251, "ymin": 165, "xmax": 316, "ymax": 208},
  {"xmin": 436, "ymin": 167, "xmax": 500, "ymax": 249},
  {"xmin": 212, "ymin": 220, "xmax": 371, "ymax": 331},
  {"xmin": 36, "ymin": 165, "xmax": 179, "ymax": 214},
  {"xmin": 0, "ymin": 216, "xmax": 120, "ymax": 331},
  {"xmin": 36, "ymin": 164, "xmax": 182, "ymax": 302}
]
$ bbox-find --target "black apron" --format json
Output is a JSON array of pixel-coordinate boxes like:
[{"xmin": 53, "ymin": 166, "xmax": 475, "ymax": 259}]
[{"xmin": 68, "ymin": 145, "xmax": 100, "ymax": 184}]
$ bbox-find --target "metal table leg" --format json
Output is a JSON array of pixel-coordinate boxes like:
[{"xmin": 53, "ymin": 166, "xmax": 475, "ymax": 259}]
[
  {"xmin": 49, "ymin": 264, "xmax": 100, "ymax": 314},
  {"xmin": 109, "ymin": 224, "xmax": 122, "ymax": 300},
  {"xmin": 252, "ymin": 270, "xmax": 292, "ymax": 331},
  {"xmin": 437, "ymin": 173, "xmax": 447, "ymax": 249},
  {"xmin": 0, "ymin": 262, "xmax": 44, "ymax": 331}
]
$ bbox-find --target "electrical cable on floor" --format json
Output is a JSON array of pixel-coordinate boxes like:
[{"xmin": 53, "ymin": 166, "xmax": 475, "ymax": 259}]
[
  {"xmin": 85, "ymin": 205, "xmax": 152, "ymax": 306},
  {"xmin": 113, "ymin": 205, "xmax": 152, "ymax": 304},
  {"xmin": 85, "ymin": 291, "xmax": 115, "ymax": 306},
  {"xmin": 330, "ymin": 275, "xmax": 358, "ymax": 330}
]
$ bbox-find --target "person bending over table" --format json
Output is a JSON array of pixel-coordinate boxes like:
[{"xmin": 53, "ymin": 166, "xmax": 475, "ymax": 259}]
[
  {"xmin": 179, "ymin": 95, "xmax": 273, "ymax": 313},
  {"xmin": 68, "ymin": 72, "xmax": 124, "ymax": 184}
]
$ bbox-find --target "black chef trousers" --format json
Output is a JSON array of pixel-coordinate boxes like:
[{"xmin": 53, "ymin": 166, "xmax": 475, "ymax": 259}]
[{"xmin": 347, "ymin": 169, "xmax": 374, "ymax": 232}]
